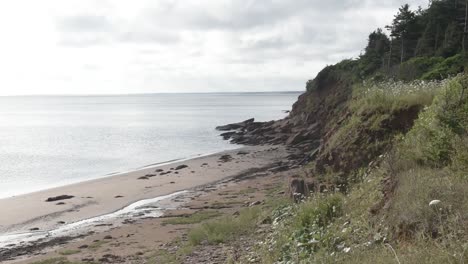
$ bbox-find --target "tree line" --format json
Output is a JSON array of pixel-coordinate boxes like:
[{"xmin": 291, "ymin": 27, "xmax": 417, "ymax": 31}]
[{"xmin": 358, "ymin": 0, "xmax": 468, "ymax": 80}]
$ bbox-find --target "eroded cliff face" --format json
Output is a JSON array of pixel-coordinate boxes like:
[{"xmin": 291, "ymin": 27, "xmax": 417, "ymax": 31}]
[
  {"xmin": 218, "ymin": 71, "xmax": 353, "ymax": 166},
  {"xmin": 218, "ymin": 69, "xmax": 422, "ymax": 187}
]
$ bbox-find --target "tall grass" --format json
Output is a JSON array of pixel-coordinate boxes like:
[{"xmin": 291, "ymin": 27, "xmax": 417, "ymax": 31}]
[{"xmin": 351, "ymin": 79, "xmax": 448, "ymax": 114}]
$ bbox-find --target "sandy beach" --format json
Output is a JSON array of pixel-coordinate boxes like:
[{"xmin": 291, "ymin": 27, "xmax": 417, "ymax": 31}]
[{"xmin": 0, "ymin": 144, "xmax": 292, "ymax": 263}]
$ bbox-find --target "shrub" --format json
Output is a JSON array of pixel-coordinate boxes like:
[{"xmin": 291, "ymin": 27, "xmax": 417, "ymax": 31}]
[
  {"xmin": 402, "ymin": 75, "xmax": 468, "ymax": 167},
  {"xmin": 306, "ymin": 59, "xmax": 359, "ymax": 91},
  {"xmin": 388, "ymin": 74, "xmax": 468, "ymax": 240},
  {"xmin": 398, "ymin": 56, "xmax": 444, "ymax": 81},
  {"xmin": 260, "ymin": 194, "xmax": 344, "ymax": 263},
  {"xmin": 421, "ymin": 54, "xmax": 465, "ymax": 80}
]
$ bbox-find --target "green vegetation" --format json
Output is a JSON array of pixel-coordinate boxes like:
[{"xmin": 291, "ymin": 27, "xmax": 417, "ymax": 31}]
[
  {"xmin": 88, "ymin": 240, "xmax": 108, "ymax": 250},
  {"xmin": 31, "ymin": 257, "xmax": 85, "ymax": 264},
  {"xmin": 146, "ymin": 249, "xmax": 178, "ymax": 264},
  {"xmin": 309, "ymin": 0, "xmax": 468, "ymax": 85},
  {"xmin": 162, "ymin": 211, "xmax": 221, "ymax": 225},
  {"xmin": 253, "ymin": 73, "xmax": 468, "ymax": 263},
  {"xmin": 188, "ymin": 207, "xmax": 262, "ymax": 245},
  {"xmin": 58, "ymin": 249, "xmax": 81, "ymax": 256}
]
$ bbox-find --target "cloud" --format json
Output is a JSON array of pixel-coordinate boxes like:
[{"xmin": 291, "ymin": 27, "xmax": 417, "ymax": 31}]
[
  {"xmin": 0, "ymin": 0, "xmax": 429, "ymax": 95},
  {"xmin": 57, "ymin": 15, "xmax": 113, "ymax": 33}
]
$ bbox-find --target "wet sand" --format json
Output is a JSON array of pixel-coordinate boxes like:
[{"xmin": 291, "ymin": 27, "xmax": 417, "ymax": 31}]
[{"xmin": 0, "ymin": 145, "xmax": 289, "ymax": 263}]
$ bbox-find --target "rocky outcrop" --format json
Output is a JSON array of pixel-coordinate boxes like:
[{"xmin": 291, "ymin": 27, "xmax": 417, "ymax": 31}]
[
  {"xmin": 215, "ymin": 75, "xmax": 352, "ymax": 168},
  {"xmin": 216, "ymin": 118, "xmax": 255, "ymax": 131}
]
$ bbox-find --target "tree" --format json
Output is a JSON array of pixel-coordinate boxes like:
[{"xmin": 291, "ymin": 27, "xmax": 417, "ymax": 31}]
[
  {"xmin": 386, "ymin": 4, "xmax": 419, "ymax": 63},
  {"xmin": 359, "ymin": 29, "xmax": 391, "ymax": 76}
]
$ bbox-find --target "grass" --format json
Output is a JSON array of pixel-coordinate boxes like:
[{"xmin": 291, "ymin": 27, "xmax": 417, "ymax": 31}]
[
  {"xmin": 188, "ymin": 207, "xmax": 262, "ymax": 245},
  {"xmin": 233, "ymin": 187, "xmax": 257, "ymax": 195},
  {"xmin": 88, "ymin": 240, "xmax": 108, "ymax": 250},
  {"xmin": 350, "ymin": 79, "xmax": 446, "ymax": 115},
  {"xmin": 146, "ymin": 249, "xmax": 179, "ymax": 264},
  {"xmin": 162, "ymin": 210, "xmax": 222, "ymax": 225},
  {"xmin": 58, "ymin": 249, "xmax": 81, "ymax": 256},
  {"xmin": 31, "ymin": 257, "xmax": 86, "ymax": 264},
  {"xmin": 210, "ymin": 200, "xmax": 244, "ymax": 208}
]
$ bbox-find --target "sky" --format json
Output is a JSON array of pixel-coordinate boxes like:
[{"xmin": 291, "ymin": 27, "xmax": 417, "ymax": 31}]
[{"xmin": 0, "ymin": 0, "xmax": 428, "ymax": 96}]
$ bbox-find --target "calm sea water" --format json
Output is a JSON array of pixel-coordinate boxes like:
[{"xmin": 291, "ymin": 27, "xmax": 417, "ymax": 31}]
[{"xmin": 0, "ymin": 92, "xmax": 300, "ymax": 198}]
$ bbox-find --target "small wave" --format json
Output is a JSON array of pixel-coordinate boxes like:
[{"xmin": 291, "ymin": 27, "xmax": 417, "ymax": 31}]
[{"xmin": 0, "ymin": 190, "xmax": 188, "ymax": 248}]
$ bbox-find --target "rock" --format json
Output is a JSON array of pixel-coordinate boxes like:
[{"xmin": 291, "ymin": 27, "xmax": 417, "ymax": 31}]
[
  {"xmin": 269, "ymin": 165, "xmax": 290, "ymax": 173},
  {"xmin": 237, "ymin": 150, "xmax": 250, "ymax": 155},
  {"xmin": 219, "ymin": 155, "xmax": 233, "ymax": 162},
  {"xmin": 78, "ymin": 245, "xmax": 89, "ymax": 249},
  {"xmin": 289, "ymin": 177, "xmax": 310, "ymax": 203},
  {"xmin": 175, "ymin": 165, "xmax": 188, "ymax": 170},
  {"xmin": 155, "ymin": 169, "xmax": 164, "ymax": 172},
  {"xmin": 123, "ymin": 219, "xmax": 136, "ymax": 224},
  {"xmin": 138, "ymin": 176, "xmax": 149, "ymax": 180},
  {"xmin": 221, "ymin": 131, "xmax": 238, "ymax": 140},
  {"xmin": 261, "ymin": 216, "xmax": 272, "ymax": 224},
  {"xmin": 29, "ymin": 227, "xmax": 39, "ymax": 231},
  {"xmin": 429, "ymin": 200, "xmax": 441, "ymax": 206},
  {"xmin": 216, "ymin": 118, "xmax": 255, "ymax": 131},
  {"xmin": 114, "ymin": 195, "xmax": 124, "ymax": 198},
  {"xmin": 56, "ymin": 202, "xmax": 66, "ymax": 205},
  {"xmin": 286, "ymin": 132, "xmax": 306, "ymax": 145},
  {"xmin": 249, "ymin": 201, "xmax": 261, "ymax": 207},
  {"xmin": 46, "ymin": 195, "xmax": 74, "ymax": 202},
  {"xmin": 170, "ymin": 181, "xmax": 175, "ymax": 184},
  {"xmin": 57, "ymin": 221, "xmax": 66, "ymax": 224},
  {"xmin": 103, "ymin": 235, "xmax": 113, "ymax": 240}
]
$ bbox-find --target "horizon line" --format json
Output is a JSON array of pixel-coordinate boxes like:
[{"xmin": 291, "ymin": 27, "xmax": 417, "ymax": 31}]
[{"xmin": 0, "ymin": 90, "xmax": 304, "ymax": 97}]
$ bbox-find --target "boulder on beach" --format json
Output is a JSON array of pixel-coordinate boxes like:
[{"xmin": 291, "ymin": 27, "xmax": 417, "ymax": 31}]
[
  {"xmin": 219, "ymin": 155, "xmax": 233, "ymax": 162},
  {"xmin": 175, "ymin": 164, "xmax": 188, "ymax": 170},
  {"xmin": 45, "ymin": 195, "xmax": 74, "ymax": 202}
]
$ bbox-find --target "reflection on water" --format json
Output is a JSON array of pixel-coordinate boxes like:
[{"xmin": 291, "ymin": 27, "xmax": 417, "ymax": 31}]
[{"xmin": 0, "ymin": 92, "xmax": 301, "ymax": 198}]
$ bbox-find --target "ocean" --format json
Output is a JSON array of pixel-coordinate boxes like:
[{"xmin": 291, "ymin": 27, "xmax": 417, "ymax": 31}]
[{"xmin": 0, "ymin": 92, "xmax": 301, "ymax": 198}]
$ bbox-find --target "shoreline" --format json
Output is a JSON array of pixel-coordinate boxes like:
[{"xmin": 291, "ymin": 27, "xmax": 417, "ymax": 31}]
[
  {"xmin": 0, "ymin": 144, "xmax": 289, "ymax": 262},
  {"xmin": 1, "ymin": 148, "xmax": 240, "ymax": 201}
]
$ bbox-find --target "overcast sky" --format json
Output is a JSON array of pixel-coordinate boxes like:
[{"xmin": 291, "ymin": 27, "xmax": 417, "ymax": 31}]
[{"xmin": 0, "ymin": 0, "xmax": 428, "ymax": 96}]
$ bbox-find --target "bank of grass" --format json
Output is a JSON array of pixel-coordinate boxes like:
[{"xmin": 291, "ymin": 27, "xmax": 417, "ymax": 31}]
[
  {"xmin": 316, "ymin": 78, "xmax": 447, "ymax": 187},
  {"xmin": 350, "ymin": 79, "xmax": 446, "ymax": 115},
  {"xmin": 254, "ymin": 75, "xmax": 468, "ymax": 263}
]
